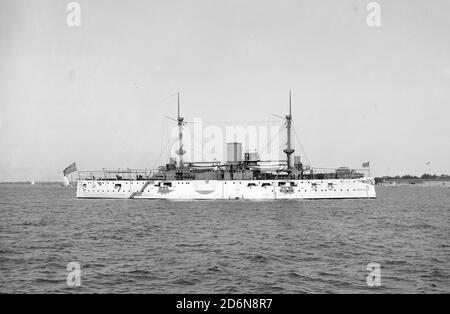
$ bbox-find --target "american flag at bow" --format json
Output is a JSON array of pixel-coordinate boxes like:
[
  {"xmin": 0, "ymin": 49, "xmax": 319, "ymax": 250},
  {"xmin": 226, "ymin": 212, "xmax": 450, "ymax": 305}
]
[
  {"xmin": 63, "ymin": 162, "xmax": 77, "ymax": 175},
  {"xmin": 362, "ymin": 161, "xmax": 370, "ymax": 168}
]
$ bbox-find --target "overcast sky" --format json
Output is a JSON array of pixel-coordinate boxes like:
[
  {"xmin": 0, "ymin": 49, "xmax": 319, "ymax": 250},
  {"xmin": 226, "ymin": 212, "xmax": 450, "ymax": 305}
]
[{"xmin": 1, "ymin": 0, "xmax": 449, "ymax": 181}]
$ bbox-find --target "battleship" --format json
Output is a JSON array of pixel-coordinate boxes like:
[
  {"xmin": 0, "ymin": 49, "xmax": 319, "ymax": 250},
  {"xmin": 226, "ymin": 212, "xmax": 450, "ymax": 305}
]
[{"xmin": 76, "ymin": 92, "xmax": 376, "ymax": 200}]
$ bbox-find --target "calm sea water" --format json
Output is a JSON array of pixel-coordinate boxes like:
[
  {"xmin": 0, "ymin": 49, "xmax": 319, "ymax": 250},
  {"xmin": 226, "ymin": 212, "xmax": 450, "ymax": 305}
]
[{"xmin": 0, "ymin": 184, "xmax": 449, "ymax": 293}]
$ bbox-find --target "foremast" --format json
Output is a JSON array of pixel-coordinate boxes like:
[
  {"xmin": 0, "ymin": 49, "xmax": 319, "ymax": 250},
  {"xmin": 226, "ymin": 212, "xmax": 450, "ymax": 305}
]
[
  {"xmin": 283, "ymin": 90, "xmax": 295, "ymax": 170},
  {"xmin": 175, "ymin": 92, "xmax": 186, "ymax": 168}
]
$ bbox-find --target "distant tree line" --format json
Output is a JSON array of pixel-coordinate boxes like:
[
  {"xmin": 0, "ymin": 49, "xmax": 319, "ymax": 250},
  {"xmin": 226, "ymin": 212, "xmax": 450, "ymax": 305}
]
[{"xmin": 374, "ymin": 174, "xmax": 450, "ymax": 184}]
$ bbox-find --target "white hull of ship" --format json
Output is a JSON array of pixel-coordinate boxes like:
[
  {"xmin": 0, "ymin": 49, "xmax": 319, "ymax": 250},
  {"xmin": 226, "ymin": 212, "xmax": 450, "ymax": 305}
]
[{"xmin": 76, "ymin": 178, "xmax": 376, "ymax": 200}]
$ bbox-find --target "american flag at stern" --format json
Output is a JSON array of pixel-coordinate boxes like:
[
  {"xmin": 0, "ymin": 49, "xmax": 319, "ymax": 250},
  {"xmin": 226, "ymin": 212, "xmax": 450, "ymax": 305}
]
[{"xmin": 63, "ymin": 162, "xmax": 77, "ymax": 175}]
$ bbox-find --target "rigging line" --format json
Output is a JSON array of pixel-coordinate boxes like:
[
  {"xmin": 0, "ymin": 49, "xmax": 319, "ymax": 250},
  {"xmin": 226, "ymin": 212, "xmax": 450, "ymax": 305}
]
[
  {"xmin": 158, "ymin": 93, "xmax": 179, "ymax": 104},
  {"xmin": 152, "ymin": 134, "xmax": 176, "ymax": 169},
  {"xmin": 268, "ymin": 114, "xmax": 281, "ymax": 126},
  {"xmin": 155, "ymin": 93, "xmax": 181, "ymax": 121},
  {"xmin": 158, "ymin": 117, "xmax": 167, "ymax": 158},
  {"xmin": 158, "ymin": 126, "xmax": 204, "ymax": 158},
  {"xmin": 186, "ymin": 141, "xmax": 210, "ymax": 159},
  {"xmin": 187, "ymin": 134, "xmax": 215, "ymax": 150},
  {"xmin": 161, "ymin": 118, "xmax": 281, "ymax": 125},
  {"xmin": 152, "ymin": 119, "xmax": 166, "ymax": 169},
  {"xmin": 258, "ymin": 124, "xmax": 284, "ymax": 155},
  {"xmin": 292, "ymin": 125, "xmax": 311, "ymax": 166},
  {"xmin": 184, "ymin": 122, "xmax": 285, "ymax": 156},
  {"xmin": 185, "ymin": 120, "xmax": 285, "ymax": 125}
]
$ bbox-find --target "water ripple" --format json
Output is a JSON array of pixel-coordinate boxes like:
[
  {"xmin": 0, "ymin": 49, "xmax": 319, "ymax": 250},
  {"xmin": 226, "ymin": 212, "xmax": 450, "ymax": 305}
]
[{"xmin": 0, "ymin": 184, "xmax": 449, "ymax": 293}]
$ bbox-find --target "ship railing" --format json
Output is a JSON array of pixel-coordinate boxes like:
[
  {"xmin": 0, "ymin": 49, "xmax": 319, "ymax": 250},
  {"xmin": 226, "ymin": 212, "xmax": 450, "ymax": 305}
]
[
  {"xmin": 303, "ymin": 167, "xmax": 371, "ymax": 179},
  {"xmin": 77, "ymin": 168, "xmax": 161, "ymax": 181},
  {"xmin": 77, "ymin": 166, "xmax": 371, "ymax": 181}
]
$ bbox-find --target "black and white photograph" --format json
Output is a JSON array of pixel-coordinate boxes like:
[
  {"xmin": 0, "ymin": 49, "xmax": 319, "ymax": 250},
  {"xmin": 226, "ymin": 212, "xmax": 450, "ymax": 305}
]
[{"xmin": 0, "ymin": 0, "xmax": 449, "ymax": 299}]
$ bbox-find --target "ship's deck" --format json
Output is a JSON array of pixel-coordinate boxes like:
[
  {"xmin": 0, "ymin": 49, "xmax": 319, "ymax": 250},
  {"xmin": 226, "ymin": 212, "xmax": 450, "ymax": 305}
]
[{"xmin": 77, "ymin": 166, "xmax": 370, "ymax": 182}]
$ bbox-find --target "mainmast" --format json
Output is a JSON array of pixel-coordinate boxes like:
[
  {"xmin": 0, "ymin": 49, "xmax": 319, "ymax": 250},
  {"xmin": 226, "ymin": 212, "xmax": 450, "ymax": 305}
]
[
  {"xmin": 175, "ymin": 92, "xmax": 186, "ymax": 168},
  {"xmin": 283, "ymin": 90, "xmax": 295, "ymax": 170}
]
